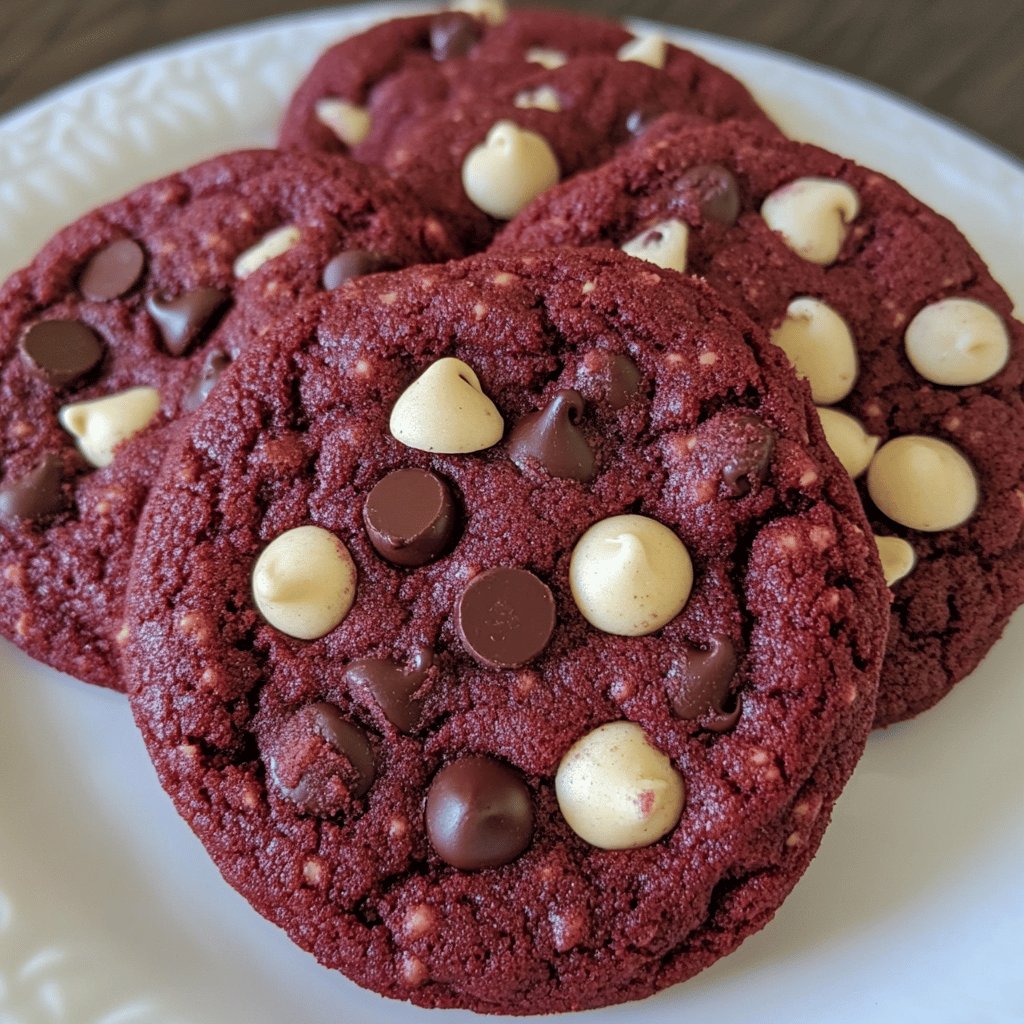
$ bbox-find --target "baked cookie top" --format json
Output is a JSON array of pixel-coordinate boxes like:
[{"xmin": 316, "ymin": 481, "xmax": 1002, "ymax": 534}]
[
  {"xmin": 126, "ymin": 248, "xmax": 886, "ymax": 1013},
  {"xmin": 496, "ymin": 116, "xmax": 1024, "ymax": 725},
  {"xmin": 0, "ymin": 148, "xmax": 456, "ymax": 689}
]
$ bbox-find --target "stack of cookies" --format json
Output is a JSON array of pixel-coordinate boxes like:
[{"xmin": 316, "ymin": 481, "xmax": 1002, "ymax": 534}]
[{"xmin": 1, "ymin": 1, "xmax": 1021, "ymax": 1015}]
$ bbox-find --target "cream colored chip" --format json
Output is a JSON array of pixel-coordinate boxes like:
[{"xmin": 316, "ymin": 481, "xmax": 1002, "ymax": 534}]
[
  {"xmin": 525, "ymin": 46, "xmax": 567, "ymax": 69},
  {"xmin": 760, "ymin": 177, "xmax": 860, "ymax": 265},
  {"xmin": 874, "ymin": 534, "xmax": 917, "ymax": 587},
  {"xmin": 555, "ymin": 721, "xmax": 684, "ymax": 849},
  {"xmin": 314, "ymin": 97, "xmax": 371, "ymax": 147},
  {"xmin": 570, "ymin": 514, "xmax": 693, "ymax": 635},
  {"xmin": 904, "ymin": 297, "xmax": 1010, "ymax": 386},
  {"xmin": 513, "ymin": 85, "xmax": 562, "ymax": 112},
  {"xmin": 58, "ymin": 387, "xmax": 160, "ymax": 468},
  {"xmin": 449, "ymin": 0, "xmax": 507, "ymax": 24},
  {"xmin": 620, "ymin": 219, "xmax": 689, "ymax": 273},
  {"xmin": 616, "ymin": 33, "xmax": 667, "ymax": 69},
  {"xmin": 867, "ymin": 435, "xmax": 978, "ymax": 532},
  {"xmin": 461, "ymin": 121, "xmax": 560, "ymax": 219},
  {"xmin": 771, "ymin": 297, "xmax": 858, "ymax": 404},
  {"xmin": 389, "ymin": 357, "xmax": 504, "ymax": 453},
  {"xmin": 252, "ymin": 525, "xmax": 356, "ymax": 640},
  {"xmin": 233, "ymin": 225, "xmax": 301, "ymax": 279},
  {"xmin": 816, "ymin": 406, "xmax": 879, "ymax": 478}
]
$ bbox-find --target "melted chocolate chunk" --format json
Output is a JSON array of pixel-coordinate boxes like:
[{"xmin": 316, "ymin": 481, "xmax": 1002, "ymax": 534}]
[
  {"xmin": 265, "ymin": 702, "xmax": 375, "ymax": 817},
  {"xmin": 345, "ymin": 647, "xmax": 432, "ymax": 733},
  {"xmin": 78, "ymin": 239, "xmax": 146, "ymax": 301},
  {"xmin": 322, "ymin": 249, "xmax": 386, "ymax": 290},
  {"xmin": 363, "ymin": 468, "xmax": 459, "ymax": 567},
  {"xmin": 429, "ymin": 12, "xmax": 481, "ymax": 61},
  {"xmin": 721, "ymin": 414, "xmax": 776, "ymax": 496},
  {"xmin": 508, "ymin": 389, "xmax": 596, "ymax": 481},
  {"xmin": 668, "ymin": 635, "xmax": 741, "ymax": 732},
  {"xmin": 0, "ymin": 454, "xmax": 66, "ymax": 520},
  {"xmin": 425, "ymin": 755, "xmax": 534, "ymax": 869},
  {"xmin": 679, "ymin": 163, "xmax": 741, "ymax": 226},
  {"xmin": 20, "ymin": 320, "xmax": 104, "ymax": 388},
  {"xmin": 147, "ymin": 287, "xmax": 229, "ymax": 356},
  {"xmin": 456, "ymin": 567, "xmax": 556, "ymax": 669},
  {"xmin": 182, "ymin": 349, "xmax": 231, "ymax": 412}
]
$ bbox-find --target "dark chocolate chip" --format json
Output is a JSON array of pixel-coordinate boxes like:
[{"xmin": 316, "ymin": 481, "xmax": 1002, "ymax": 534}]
[
  {"xmin": 668, "ymin": 635, "xmax": 741, "ymax": 732},
  {"xmin": 20, "ymin": 320, "xmax": 104, "ymax": 387},
  {"xmin": 345, "ymin": 647, "xmax": 432, "ymax": 733},
  {"xmin": 625, "ymin": 105, "xmax": 664, "ymax": 137},
  {"xmin": 429, "ymin": 12, "xmax": 482, "ymax": 61},
  {"xmin": 363, "ymin": 468, "xmax": 458, "ymax": 567},
  {"xmin": 425, "ymin": 755, "xmax": 534, "ymax": 869},
  {"xmin": 0, "ymin": 454, "xmax": 66, "ymax": 520},
  {"xmin": 78, "ymin": 238, "xmax": 146, "ymax": 301},
  {"xmin": 322, "ymin": 249, "xmax": 386, "ymax": 290},
  {"xmin": 456, "ymin": 567, "xmax": 556, "ymax": 669},
  {"xmin": 147, "ymin": 287, "xmax": 229, "ymax": 356},
  {"xmin": 721, "ymin": 414, "xmax": 776, "ymax": 496},
  {"xmin": 679, "ymin": 163, "xmax": 741, "ymax": 226},
  {"xmin": 606, "ymin": 353, "xmax": 642, "ymax": 409},
  {"xmin": 182, "ymin": 348, "xmax": 231, "ymax": 412},
  {"xmin": 265, "ymin": 702, "xmax": 375, "ymax": 817},
  {"xmin": 508, "ymin": 389, "xmax": 596, "ymax": 482}
]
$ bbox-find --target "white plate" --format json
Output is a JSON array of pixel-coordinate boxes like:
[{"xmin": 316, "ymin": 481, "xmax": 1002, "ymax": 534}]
[{"xmin": 1, "ymin": 7, "xmax": 1022, "ymax": 1023}]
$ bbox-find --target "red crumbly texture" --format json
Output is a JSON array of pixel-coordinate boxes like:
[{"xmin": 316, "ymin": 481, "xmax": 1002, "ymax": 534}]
[
  {"xmin": 278, "ymin": 8, "xmax": 772, "ymax": 249},
  {"xmin": 126, "ymin": 249, "xmax": 887, "ymax": 1013},
  {"xmin": 495, "ymin": 117, "xmax": 1024, "ymax": 726},
  {"xmin": 0, "ymin": 149, "xmax": 457, "ymax": 690}
]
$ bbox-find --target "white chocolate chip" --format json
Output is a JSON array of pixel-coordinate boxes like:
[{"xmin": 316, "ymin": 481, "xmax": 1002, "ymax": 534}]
[
  {"xmin": 58, "ymin": 386, "xmax": 160, "ymax": 468},
  {"xmin": 620, "ymin": 219, "xmax": 689, "ymax": 273},
  {"xmin": 555, "ymin": 721, "xmax": 684, "ymax": 849},
  {"xmin": 570, "ymin": 514, "xmax": 693, "ymax": 635},
  {"xmin": 389, "ymin": 357, "xmax": 504, "ymax": 453},
  {"xmin": 816, "ymin": 406, "xmax": 879, "ymax": 478},
  {"xmin": 770, "ymin": 297, "xmax": 858, "ymax": 403},
  {"xmin": 525, "ymin": 47, "xmax": 567, "ymax": 69},
  {"xmin": 866, "ymin": 435, "xmax": 978, "ymax": 532},
  {"xmin": 760, "ymin": 177, "xmax": 860, "ymax": 265},
  {"xmin": 904, "ymin": 297, "xmax": 1010, "ymax": 386},
  {"xmin": 513, "ymin": 85, "xmax": 562, "ymax": 112},
  {"xmin": 874, "ymin": 534, "xmax": 917, "ymax": 587},
  {"xmin": 233, "ymin": 225, "xmax": 301, "ymax": 279},
  {"xmin": 314, "ymin": 98, "xmax": 371, "ymax": 147},
  {"xmin": 251, "ymin": 525, "xmax": 356, "ymax": 640},
  {"xmin": 449, "ymin": 0, "xmax": 507, "ymax": 24},
  {"xmin": 616, "ymin": 33, "xmax": 667, "ymax": 69},
  {"xmin": 461, "ymin": 121, "xmax": 560, "ymax": 219}
]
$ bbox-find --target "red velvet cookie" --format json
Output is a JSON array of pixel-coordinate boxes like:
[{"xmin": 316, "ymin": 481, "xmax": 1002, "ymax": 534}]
[
  {"xmin": 126, "ymin": 249, "xmax": 886, "ymax": 1013},
  {"xmin": 0, "ymin": 149, "xmax": 456, "ymax": 689},
  {"xmin": 278, "ymin": 5, "xmax": 772, "ymax": 249},
  {"xmin": 495, "ymin": 116, "xmax": 1024, "ymax": 726}
]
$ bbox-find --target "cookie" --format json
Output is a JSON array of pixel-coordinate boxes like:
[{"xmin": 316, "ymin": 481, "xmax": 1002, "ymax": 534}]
[
  {"xmin": 278, "ymin": 5, "xmax": 772, "ymax": 249},
  {"xmin": 125, "ymin": 249, "xmax": 886, "ymax": 1013},
  {"xmin": 495, "ymin": 116, "xmax": 1024, "ymax": 726},
  {"xmin": 0, "ymin": 148, "xmax": 456, "ymax": 690}
]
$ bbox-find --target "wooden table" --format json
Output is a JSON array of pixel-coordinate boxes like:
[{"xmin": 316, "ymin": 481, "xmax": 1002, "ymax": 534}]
[{"xmin": 1, "ymin": 0, "xmax": 1022, "ymax": 161}]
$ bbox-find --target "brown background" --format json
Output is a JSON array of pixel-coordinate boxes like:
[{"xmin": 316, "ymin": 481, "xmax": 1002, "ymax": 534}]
[{"xmin": 1, "ymin": 0, "xmax": 1023, "ymax": 161}]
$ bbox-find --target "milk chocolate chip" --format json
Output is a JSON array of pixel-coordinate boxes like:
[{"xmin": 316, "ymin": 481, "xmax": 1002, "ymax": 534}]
[
  {"xmin": 430, "ymin": 12, "xmax": 481, "ymax": 60},
  {"xmin": 508, "ymin": 389, "xmax": 595, "ymax": 481},
  {"xmin": 322, "ymin": 249, "xmax": 386, "ymax": 290},
  {"xmin": 721, "ymin": 414, "xmax": 776, "ymax": 496},
  {"xmin": 147, "ymin": 288, "xmax": 229, "ymax": 356},
  {"xmin": 20, "ymin": 320, "xmax": 104, "ymax": 387},
  {"xmin": 0, "ymin": 454, "xmax": 65, "ymax": 520},
  {"xmin": 78, "ymin": 239, "xmax": 146, "ymax": 301},
  {"xmin": 363, "ymin": 468, "xmax": 459, "ymax": 567},
  {"xmin": 182, "ymin": 349, "xmax": 230, "ymax": 412},
  {"xmin": 668, "ymin": 635, "xmax": 740, "ymax": 731},
  {"xmin": 426, "ymin": 755, "xmax": 534, "ymax": 869},
  {"xmin": 679, "ymin": 163, "xmax": 741, "ymax": 226},
  {"xmin": 345, "ymin": 647, "xmax": 432, "ymax": 733}
]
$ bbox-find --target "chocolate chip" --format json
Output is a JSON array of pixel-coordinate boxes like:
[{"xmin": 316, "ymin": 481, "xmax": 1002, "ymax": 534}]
[
  {"xmin": 265, "ymin": 702, "xmax": 375, "ymax": 817},
  {"xmin": 345, "ymin": 647, "xmax": 432, "ymax": 733},
  {"xmin": 668, "ymin": 635, "xmax": 741, "ymax": 732},
  {"xmin": 363, "ymin": 468, "xmax": 459, "ymax": 567},
  {"xmin": 0, "ymin": 454, "xmax": 66, "ymax": 520},
  {"xmin": 425, "ymin": 755, "xmax": 533, "ymax": 869},
  {"xmin": 679, "ymin": 163, "xmax": 741, "ymax": 226},
  {"xmin": 182, "ymin": 349, "xmax": 231, "ymax": 412},
  {"xmin": 606, "ymin": 353, "xmax": 642, "ymax": 409},
  {"xmin": 322, "ymin": 249, "xmax": 386, "ymax": 290},
  {"xmin": 508, "ymin": 389, "xmax": 596, "ymax": 481},
  {"xmin": 147, "ymin": 287, "xmax": 229, "ymax": 356},
  {"xmin": 456, "ymin": 567, "xmax": 556, "ymax": 669},
  {"xmin": 20, "ymin": 320, "xmax": 104, "ymax": 387},
  {"xmin": 625, "ymin": 105, "xmax": 664, "ymax": 137},
  {"xmin": 429, "ymin": 12, "xmax": 481, "ymax": 61},
  {"xmin": 78, "ymin": 239, "xmax": 146, "ymax": 301},
  {"xmin": 721, "ymin": 414, "xmax": 776, "ymax": 496}
]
